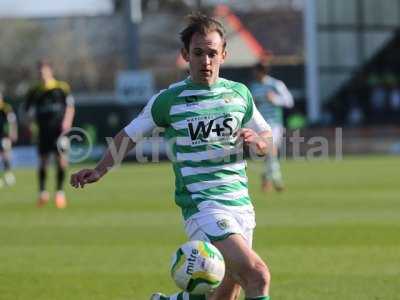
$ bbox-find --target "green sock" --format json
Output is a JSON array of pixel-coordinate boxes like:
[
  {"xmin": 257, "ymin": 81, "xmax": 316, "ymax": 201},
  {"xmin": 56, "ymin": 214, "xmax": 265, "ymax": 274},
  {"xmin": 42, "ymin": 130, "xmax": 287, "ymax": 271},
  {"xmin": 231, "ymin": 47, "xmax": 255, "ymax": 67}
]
[
  {"xmin": 162, "ymin": 292, "xmax": 206, "ymax": 300},
  {"xmin": 245, "ymin": 296, "xmax": 270, "ymax": 300}
]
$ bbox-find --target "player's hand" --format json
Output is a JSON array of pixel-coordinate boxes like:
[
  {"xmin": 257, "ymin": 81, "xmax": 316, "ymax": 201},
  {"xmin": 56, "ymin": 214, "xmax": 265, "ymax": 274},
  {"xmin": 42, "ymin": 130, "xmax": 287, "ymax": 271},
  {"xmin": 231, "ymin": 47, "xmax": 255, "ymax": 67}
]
[
  {"xmin": 266, "ymin": 91, "xmax": 278, "ymax": 104},
  {"xmin": 70, "ymin": 169, "xmax": 102, "ymax": 188},
  {"xmin": 239, "ymin": 128, "xmax": 270, "ymax": 155}
]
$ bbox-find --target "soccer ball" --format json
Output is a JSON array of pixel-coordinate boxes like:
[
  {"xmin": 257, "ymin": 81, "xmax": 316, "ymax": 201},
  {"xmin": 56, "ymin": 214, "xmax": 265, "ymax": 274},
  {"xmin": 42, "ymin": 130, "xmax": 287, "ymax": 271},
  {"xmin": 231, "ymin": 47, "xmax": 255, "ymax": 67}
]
[{"xmin": 170, "ymin": 240, "xmax": 225, "ymax": 294}]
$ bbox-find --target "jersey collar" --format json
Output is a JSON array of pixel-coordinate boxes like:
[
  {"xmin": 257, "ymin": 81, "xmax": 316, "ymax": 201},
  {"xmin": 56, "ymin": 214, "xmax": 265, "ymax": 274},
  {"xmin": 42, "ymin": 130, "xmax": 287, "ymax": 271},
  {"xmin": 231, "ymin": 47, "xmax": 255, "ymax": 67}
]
[{"xmin": 185, "ymin": 76, "xmax": 223, "ymax": 89}]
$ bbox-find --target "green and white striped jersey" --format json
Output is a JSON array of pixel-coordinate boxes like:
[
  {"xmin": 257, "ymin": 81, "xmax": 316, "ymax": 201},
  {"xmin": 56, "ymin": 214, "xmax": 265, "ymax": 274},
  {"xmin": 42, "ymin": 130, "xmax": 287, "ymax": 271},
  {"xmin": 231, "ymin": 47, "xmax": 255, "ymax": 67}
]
[
  {"xmin": 124, "ymin": 77, "xmax": 270, "ymax": 220},
  {"xmin": 250, "ymin": 76, "xmax": 294, "ymax": 126}
]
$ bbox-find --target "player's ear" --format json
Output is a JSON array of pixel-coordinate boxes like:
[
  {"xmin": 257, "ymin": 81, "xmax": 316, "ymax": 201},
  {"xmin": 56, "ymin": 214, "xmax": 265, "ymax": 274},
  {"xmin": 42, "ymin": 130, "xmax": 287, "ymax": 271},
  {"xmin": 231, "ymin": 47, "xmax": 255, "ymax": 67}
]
[
  {"xmin": 181, "ymin": 47, "xmax": 189, "ymax": 62},
  {"xmin": 221, "ymin": 49, "xmax": 227, "ymax": 63}
]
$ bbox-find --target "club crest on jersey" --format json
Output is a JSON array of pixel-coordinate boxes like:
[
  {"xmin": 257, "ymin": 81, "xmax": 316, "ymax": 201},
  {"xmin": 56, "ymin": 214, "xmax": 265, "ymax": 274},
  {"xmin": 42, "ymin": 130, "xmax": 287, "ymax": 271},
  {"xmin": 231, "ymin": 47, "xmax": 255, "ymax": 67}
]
[
  {"xmin": 185, "ymin": 96, "xmax": 198, "ymax": 106},
  {"xmin": 186, "ymin": 114, "xmax": 240, "ymax": 146},
  {"xmin": 223, "ymin": 96, "xmax": 233, "ymax": 103},
  {"xmin": 216, "ymin": 219, "xmax": 230, "ymax": 230}
]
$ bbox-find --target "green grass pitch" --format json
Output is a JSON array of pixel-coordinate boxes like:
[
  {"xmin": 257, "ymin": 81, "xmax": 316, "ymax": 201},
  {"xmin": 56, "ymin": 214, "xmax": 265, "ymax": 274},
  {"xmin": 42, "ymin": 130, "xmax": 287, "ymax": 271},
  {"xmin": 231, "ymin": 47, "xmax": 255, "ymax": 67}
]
[{"xmin": 1, "ymin": 156, "xmax": 399, "ymax": 300}]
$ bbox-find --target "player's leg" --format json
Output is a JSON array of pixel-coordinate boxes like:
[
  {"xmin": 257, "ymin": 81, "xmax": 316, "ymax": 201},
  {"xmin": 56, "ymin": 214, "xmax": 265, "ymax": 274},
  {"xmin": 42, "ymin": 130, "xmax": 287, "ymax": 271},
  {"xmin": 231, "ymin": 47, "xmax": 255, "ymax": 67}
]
[
  {"xmin": 54, "ymin": 135, "xmax": 69, "ymax": 209},
  {"xmin": 207, "ymin": 273, "xmax": 241, "ymax": 300},
  {"xmin": 212, "ymin": 234, "xmax": 271, "ymax": 299},
  {"xmin": 37, "ymin": 152, "xmax": 50, "ymax": 206},
  {"xmin": 150, "ymin": 214, "xmax": 242, "ymax": 300},
  {"xmin": 0, "ymin": 137, "xmax": 16, "ymax": 186},
  {"xmin": 198, "ymin": 211, "xmax": 270, "ymax": 299},
  {"xmin": 151, "ymin": 210, "xmax": 266, "ymax": 300},
  {"xmin": 207, "ymin": 217, "xmax": 256, "ymax": 300},
  {"xmin": 37, "ymin": 130, "xmax": 55, "ymax": 206},
  {"xmin": 54, "ymin": 151, "xmax": 68, "ymax": 209},
  {"xmin": 150, "ymin": 292, "xmax": 206, "ymax": 300},
  {"xmin": 150, "ymin": 275, "xmax": 240, "ymax": 300},
  {"xmin": 152, "ymin": 235, "xmax": 271, "ymax": 300}
]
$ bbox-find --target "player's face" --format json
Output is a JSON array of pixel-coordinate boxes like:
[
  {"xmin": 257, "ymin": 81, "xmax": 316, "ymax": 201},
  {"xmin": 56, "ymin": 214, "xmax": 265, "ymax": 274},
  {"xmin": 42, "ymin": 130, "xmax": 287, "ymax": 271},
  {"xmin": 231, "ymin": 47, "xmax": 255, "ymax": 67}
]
[
  {"xmin": 182, "ymin": 31, "xmax": 226, "ymax": 86},
  {"xmin": 255, "ymin": 69, "xmax": 265, "ymax": 82},
  {"xmin": 39, "ymin": 65, "xmax": 54, "ymax": 82}
]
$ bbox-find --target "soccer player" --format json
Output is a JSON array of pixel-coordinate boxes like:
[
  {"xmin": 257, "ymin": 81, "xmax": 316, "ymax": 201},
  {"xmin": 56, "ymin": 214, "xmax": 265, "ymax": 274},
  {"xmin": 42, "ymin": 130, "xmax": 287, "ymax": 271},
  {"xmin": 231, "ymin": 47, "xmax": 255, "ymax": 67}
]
[
  {"xmin": 0, "ymin": 92, "xmax": 17, "ymax": 187},
  {"xmin": 71, "ymin": 13, "xmax": 272, "ymax": 300},
  {"xmin": 250, "ymin": 63, "xmax": 294, "ymax": 192},
  {"xmin": 25, "ymin": 60, "xmax": 75, "ymax": 208}
]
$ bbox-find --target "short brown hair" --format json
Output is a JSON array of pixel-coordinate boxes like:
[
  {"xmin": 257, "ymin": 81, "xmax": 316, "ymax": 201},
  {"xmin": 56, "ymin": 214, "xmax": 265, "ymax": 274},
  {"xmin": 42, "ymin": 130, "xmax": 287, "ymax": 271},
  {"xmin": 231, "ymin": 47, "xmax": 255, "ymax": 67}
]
[
  {"xmin": 37, "ymin": 59, "xmax": 52, "ymax": 69},
  {"xmin": 254, "ymin": 62, "xmax": 270, "ymax": 74},
  {"xmin": 180, "ymin": 12, "xmax": 226, "ymax": 51}
]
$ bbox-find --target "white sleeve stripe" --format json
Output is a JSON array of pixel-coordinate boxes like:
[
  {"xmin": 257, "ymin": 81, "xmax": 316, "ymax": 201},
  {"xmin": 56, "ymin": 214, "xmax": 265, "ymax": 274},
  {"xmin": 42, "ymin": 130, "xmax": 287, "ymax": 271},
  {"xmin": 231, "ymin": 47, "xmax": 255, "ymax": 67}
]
[
  {"xmin": 275, "ymin": 82, "xmax": 294, "ymax": 108},
  {"xmin": 244, "ymin": 102, "xmax": 271, "ymax": 132},
  {"xmin": 66, "ymin": 95, "xmax": 75, "ymax": 106},
  {"xmin": 123, "ymin": 91, "xmax": 163, "ymax": 142}
]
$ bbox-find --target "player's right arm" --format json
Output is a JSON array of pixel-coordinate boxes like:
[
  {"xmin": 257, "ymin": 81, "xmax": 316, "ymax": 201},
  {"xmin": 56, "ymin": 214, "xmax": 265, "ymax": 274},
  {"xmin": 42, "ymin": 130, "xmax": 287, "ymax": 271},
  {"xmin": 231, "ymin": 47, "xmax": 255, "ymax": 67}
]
[
  {"xmin": 70, "ymin": 130, "xmax": 135, "ymax": 188},
  {"xmin": 22, "ymin": 86, "xmax": 37, "ymax": 128},
  {"xmin": 70, "ymin": 90, "xmax": 167, "ymax": 189}
]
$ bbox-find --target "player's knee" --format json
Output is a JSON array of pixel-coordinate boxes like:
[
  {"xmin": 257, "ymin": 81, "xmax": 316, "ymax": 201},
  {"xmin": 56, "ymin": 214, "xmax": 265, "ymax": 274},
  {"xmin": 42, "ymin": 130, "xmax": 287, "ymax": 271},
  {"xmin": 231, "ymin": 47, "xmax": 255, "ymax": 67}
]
[
  {"xmin": 58, "ymin": 160, "xmax": 67, "ymax": 170},
  {"xmin": 56, "ymin": 155, "xmax": 68, "ymax": 169},
  {"xmin": 242, "ymin": 260, "xmax": 270, "ymax": 291},
  {"xmin": 253, "ymin": 261, "xmax": 270, "ymax": 289}
]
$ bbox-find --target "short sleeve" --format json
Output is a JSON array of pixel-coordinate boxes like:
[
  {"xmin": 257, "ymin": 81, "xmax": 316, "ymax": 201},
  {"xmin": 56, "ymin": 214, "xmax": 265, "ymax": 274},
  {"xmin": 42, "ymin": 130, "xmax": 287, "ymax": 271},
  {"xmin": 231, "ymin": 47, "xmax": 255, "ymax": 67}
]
[
  {"xmin": 66, "ymin": 95, "xmax": 75, "ymax": 106},
  {"xmin": 242, "ymin": 87, "xmax": 254, "ymax": 125},
  {"xmin": 150, "ymin": 90, "xmax": 170, "ymax": 127},
  {"xmin": 123, "ymin": 91, "xmax": 164, "ymax": 142},
  {"xmin": 244, "ymin": 101, "xmax": 271, "ymax": 132}
]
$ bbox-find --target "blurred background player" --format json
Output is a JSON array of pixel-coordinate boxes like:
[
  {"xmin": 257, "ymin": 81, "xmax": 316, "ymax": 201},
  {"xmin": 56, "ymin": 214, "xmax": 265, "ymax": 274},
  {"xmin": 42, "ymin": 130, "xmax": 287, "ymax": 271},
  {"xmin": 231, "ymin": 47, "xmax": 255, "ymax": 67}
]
[
  {"xmin": 250, "ymin": 62, "xmax": 294, "ymax": 192},
  {"xmin": 25, "ymin": 60, "xmax": 75, "ymax": 208},
  {"xmin": 0, "ymin": 91, "xmax": 18, "ymax": 188}
]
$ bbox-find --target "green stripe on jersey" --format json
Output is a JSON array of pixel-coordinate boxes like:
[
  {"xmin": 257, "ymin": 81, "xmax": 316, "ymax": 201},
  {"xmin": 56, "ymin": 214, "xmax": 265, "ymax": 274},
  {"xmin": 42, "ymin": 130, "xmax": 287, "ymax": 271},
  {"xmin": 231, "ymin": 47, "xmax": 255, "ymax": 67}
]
[{"xmin": 183, "ymin": 168, "xmax": 247, "ymax": 185}]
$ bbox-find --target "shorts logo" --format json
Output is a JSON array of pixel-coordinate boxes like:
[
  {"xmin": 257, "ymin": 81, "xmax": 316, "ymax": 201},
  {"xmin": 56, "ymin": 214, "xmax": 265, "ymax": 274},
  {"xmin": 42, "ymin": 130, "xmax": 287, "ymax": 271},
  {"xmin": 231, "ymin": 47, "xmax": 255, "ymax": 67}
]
[{"xmin": 216, "ymin": 219, "xmax": 230, "ymax": 230}]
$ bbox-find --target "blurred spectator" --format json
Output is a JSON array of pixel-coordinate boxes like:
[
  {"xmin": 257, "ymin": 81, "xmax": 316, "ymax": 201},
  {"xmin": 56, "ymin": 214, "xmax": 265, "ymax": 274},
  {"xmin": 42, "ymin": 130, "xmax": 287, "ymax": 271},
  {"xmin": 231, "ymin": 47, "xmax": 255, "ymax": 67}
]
[
  {"xmin": 0, "ymin": 91, "xmax": 18, "ymax": 187},
  {"xmin": 368, "ymin": 73, "xmax": 387, "ymax": 123},
  {"xmin": 389, "ymin": 81, "xmax": 400, "ymax": 123},
  {"xmin": 346, "ymin": 91, "xmax": 364, "ymax": 126},
  {"xmin": 250, "ymin": 62, "xmax": 294, "ymax": 192}
]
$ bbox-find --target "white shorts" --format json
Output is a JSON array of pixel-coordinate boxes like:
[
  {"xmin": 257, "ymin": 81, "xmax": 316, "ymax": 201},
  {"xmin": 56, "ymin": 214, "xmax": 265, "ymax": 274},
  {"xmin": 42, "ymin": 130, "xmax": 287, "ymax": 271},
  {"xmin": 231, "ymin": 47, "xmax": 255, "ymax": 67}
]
[{"xmin": 184, "ymin": 202, "xmax": 256, "ymax": 247}]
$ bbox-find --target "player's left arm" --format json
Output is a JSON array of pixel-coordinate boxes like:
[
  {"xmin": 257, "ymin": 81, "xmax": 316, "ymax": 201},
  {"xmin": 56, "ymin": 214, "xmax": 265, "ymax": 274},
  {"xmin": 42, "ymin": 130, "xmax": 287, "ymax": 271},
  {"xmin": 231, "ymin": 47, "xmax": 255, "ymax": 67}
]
[
  {"xmin": 270, "ymin": 81, "xmax": 294, "ymax": 108},
  {"xmin": 241, "ymin": 104, "xmax": 272, "ymax": 156},
  {"xmin": 23, "ymin": 86, "xmax": 36, "ymax": 128},
  {"xmin": 242, "ymin": 87, "xmax": 272, "ymax": 156},
  {"xmin": 277, "ymin": 81, "xmax": 294, "ymax": 108},
  {"xmin": 61, "ymin": 85, "xmax": 75, "ymax": 132}
]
